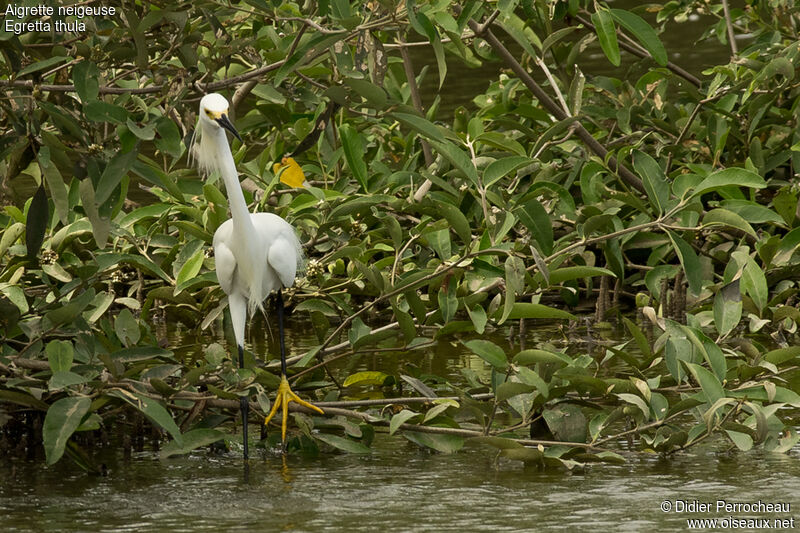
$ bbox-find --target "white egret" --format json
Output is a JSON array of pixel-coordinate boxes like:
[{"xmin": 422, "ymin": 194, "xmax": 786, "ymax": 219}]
[{"xmin": 192, "ymin": 93, "xmax": 323, "ymax": 458}]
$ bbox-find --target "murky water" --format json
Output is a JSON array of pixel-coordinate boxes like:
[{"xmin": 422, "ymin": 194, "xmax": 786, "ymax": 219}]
[
  {"xmin": 2, "ymin": 316, "xmax": 799, "ymax": 532},
  {"xmin": 2, "ymin": 436, "xmax": 799, "ymax": 532}
]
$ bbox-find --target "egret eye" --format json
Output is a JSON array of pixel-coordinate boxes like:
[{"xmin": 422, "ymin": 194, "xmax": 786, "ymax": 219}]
[{"xmin": 205, "ymin": 109, "xmax": 212, "ymax": 116}]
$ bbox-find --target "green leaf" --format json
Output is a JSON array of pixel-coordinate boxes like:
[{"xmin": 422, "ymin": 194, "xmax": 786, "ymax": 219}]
[
  {"xmin": 26, "ymin": 184, "xmax": 49, "ymax": 260},
  {"xmin": 433, "ymin": 200, "xmax": 471, "ymax": 244},
  {"xmin": 516, "ymin": 366, "xmax": 549, "ymax": 398},
  {"xmin": 113, "ymin": 391, "xmax": 183, "ymax": 446},
  {"xmin": 684, "ymin": 362, "xmax": 725, "ymax": 404},
  {"xmin": 547, "ymin": 266, "xmax": 615, "ymax": 285},
  {"xmin": 95, "ymin": 149, "xmax": 138, "ymax": 205},
  {"xmin": 46, "ymin": 340, "xmax": 73, "ymax": 373},
  {"xmin": 429, "ymin": 139, "xmax": 479, "ymax": 186},
  {"xmin": 498, "ymin": 302, "xmax": 577, "ymax": 321},
  {"xmin": 274, "ymin": 33, "xmax": 346, "ymax": 85},
  {"xmin": 467, "ymin": 304, "xmax": 487, "ymax": 334},
  {"xmin": 343, "ymin": 371, "xmax": 391, "ymax": 387},
  {"xmin": 496, "ymin": 381, "xmax": 535, "ymax": 402},
  {"xmin": 616, "ymin": 393, "xmax": 650, "ymax": 419},
  {"xmin": 417, "ymin": 12, "xmax": 446, "ymax": 88},
  {"xmin": 348, "ymin": 317, "xmax": 372, "ymax": 349},
  {"xmin": 44, "ymin": 289, "xmax": 95, "ymax": 328},
  {"xmin": 391, "ymin": 301, "xmax": 416, "ymax": 343},
  {"xmin": 390, "ymin": 112, "xmax": 445, "ymax": 142},
  {"xmin": 403, "ymin": 431, "xmax": 463, "ymax": 453},
  {"xmin": 340, "ymin": 123, "xmax": 369, "ymax": 192},
  {"xmin": 542, "ymin": 404, "xmax": 587, "ymax": 442},
  {"xmin": 666, "ymin": 231, "xmax": 703, "ymax": 296},
  {"xmin": 609, "ymin": 9, "xmax": 667, "ymax": 66},
  {"xmin": 719, "ymin": 200, "xmax": 784, "ymax": 225},
  {"xmin": 591, "ymin": 8, "xmax": 620, "ymax": 67},
  {"xmin": 155, "ymin": 117, "xmax": 182, "ymax": 158},
  {"xmin": 114, "ymin": 308, "xmax": 141, "ymax": 347},
  {"xmin": 39, "ymin": 157, "xmax": 68, "ymax": 225},
  {"xmin": 110, "ymin": 346, "xmax": 173, "ymax": 363},
  {"xmin": 49, "ymin": 371, "xmax": 89, "ymax": 391},
  {"xmin": 437, "ymin": 277, "xmax": 458, "ymax": 321},
  {"xmin": 72, "ymin": 61, "xmax": 100, "ymax": 103},
  {"xmin": 84, "ymin": 101, "xmax": 129, "ymax": 124},
  {"xmin": 703, "ymin": 209, "xmax": 757, "ymax": 238},
  {"xmin": 463, "ymin": 339, "xmax": 507, "ymax": 369},
  {"xmin": 345, "ymin": 79, "xmax": 387, "ymax": 109},
  {"xmin": 764, "ymin": 346, "xmax": 800, "ymax": 366},
  {"xmin": 483, "ymin": 156, "xmax": 532, "ymax": 188},
  {"xmin": 497, "ymin": 12, "xmax": 540, "ymax": 62},
  {"xmin": 19, "ymin": 55, "xmax": 68, "ymax": 77},
  {"xmin": 314, "ymin": 432, "xmax": 371, "ymax": 454},
  {"xmin": 725, "ymin": 430, "xmax": 753, "ymax": 451},
  {"xmin": 43, "ymin": 397, "xmax": 91, "ymax": 465},
  {"xmin": 389, "ymin": 409, "xmax": 420, "ymax": 435},
  {"xmin": 713, "ymin": 279, "xmax": 741, "ymax": 337},
  {"xmin": 632, "ymin": 150, "xmax": 669, "ymax": 215},
  {"xmin": 689, "ymin": 168, "xmax": 766, "ymax": 199},
  {"xmin": 126, "ymin": 118, "xmax": 156, "ymax": 141},
  {"xmin": 513, "ymin": 349, "xmax": 572, "ymax": 367},
  {"xmin": 160, "ymin": 429, "xmax": 226, "ymax": 458},
  {"xmin": 500, "ymin": 447, "xmax": 544, "ymax": 464},
  {"xmin": 515, "ymin": 198, "xmax": 553, "ymax": 255},
  {"xmin": 175, "ymin": 247, "xmax": 205, "ymax": 294},
  {"xmin": 79, "ymin": 180, "xmax": 109, "ymax": 249}
]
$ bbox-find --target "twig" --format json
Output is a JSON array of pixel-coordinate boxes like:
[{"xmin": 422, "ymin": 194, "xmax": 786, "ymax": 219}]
[
  {"xmin": 721, "ymin": 0, "xmax": 738, "ymax": 57},
  {"xmin": 291, "ymin": 404, "xmax": 615, "ymax": 451},
  {"xmin": 231, "ymin": 25, "xmax": 308, "ymax": 114},
  {"xmin": 535, "ymin": 57, "xmax": 570, "ymax": 117},
  {"xmin": 575, "ymin": 13, "xmax": 701, "ymax": 88},
  {"xmin": 397, "ymin": 34, "xmax": 436, "ymax": 202},
  {"xmin": 460, "ymin": 8, "xmax": 646, "ymax": 195}
]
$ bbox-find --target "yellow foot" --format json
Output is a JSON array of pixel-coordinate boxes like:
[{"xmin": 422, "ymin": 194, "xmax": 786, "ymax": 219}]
[{"xmin": 264, "ymin": 376, "xmax": 324, "ymax": 443}]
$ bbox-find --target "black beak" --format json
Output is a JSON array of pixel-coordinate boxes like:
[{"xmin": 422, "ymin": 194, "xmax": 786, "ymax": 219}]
[{"xmin": 216, "ymin": 113, "xmax": 242, "ymax": 142}]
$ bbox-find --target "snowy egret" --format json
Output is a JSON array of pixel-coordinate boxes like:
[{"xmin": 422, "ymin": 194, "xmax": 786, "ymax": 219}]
[{"xmin": 192, "ymin": 93, "xmax": 323, "ymax": 458}]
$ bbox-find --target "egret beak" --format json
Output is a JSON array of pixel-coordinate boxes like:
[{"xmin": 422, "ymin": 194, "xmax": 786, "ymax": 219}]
[{"xmin": 216, "ymin": 113, "xmax": 242, "ymax": 142}]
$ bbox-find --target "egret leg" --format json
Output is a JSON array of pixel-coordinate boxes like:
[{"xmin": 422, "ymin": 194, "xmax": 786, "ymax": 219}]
[
  {"xmin": 264, "ymin": 289, "xmax": 324, "ymax": 445},
  {"xmin": 238, "ymin": 344, "xmax": 249, "ymax": 459},
  {"xmin": 277, "ymin": 290, "xmax": 287, "ymax": 376}
]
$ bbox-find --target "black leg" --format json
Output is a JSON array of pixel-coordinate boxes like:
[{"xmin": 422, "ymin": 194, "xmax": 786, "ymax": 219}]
[
  {"xmin": 277, "ymin": 289, "xmax": 287, "ymax": 376},
  {"xmin": 238, "ymin": 344, "xmax": 249, "ymax": 459}
]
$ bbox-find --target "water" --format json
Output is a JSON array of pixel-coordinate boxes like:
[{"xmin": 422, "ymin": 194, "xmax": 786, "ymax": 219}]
[
  {"xmin": 2, "ymin": 437, "xmax": 799, "ymax": 532},
  {"xmin": 2, "ymin": 317, "xmax": 799, "ymax": 532},
  {"xmin": 412, "ymin": 0, "xmax": 731, "ymax": 119}
]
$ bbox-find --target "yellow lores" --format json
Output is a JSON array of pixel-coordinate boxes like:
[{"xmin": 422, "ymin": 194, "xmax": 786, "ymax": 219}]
[{"xmin": 264, "ymin": 376, "xmax": 325, "ymax": 442}]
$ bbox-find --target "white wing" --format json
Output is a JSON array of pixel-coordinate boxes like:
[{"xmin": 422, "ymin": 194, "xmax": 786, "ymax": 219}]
[
  {"xmin": 252, "ymin": 213, "xmax": 304, "ymax": 291},
  {"xmin": 212, "ymin": 220, "xmax": 237, "ymax": 296},
  {"xmin": 268, "ymin": 236, "xmax": 298, "ymax": 288}
]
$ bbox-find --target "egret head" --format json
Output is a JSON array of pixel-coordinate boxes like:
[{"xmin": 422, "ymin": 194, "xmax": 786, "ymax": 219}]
[
  {"xmin": 191, "ymin": 93, "xmax": 242, "ymax": 176},
  {"xmin": 198, "ymin": 93, "xmax": 242, "ymax": 141}
]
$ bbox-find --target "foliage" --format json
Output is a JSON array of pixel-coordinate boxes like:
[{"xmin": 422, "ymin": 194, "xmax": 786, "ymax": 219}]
[{"xmin": 1, "ymin": 0, "xmax": 800, "ymax": 470}]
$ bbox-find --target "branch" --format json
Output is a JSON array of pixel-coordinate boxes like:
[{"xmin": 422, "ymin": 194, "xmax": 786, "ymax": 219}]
[
  {"xmin": 721, "ymin": 0, "xmax": 738, "ymax": 57},
  {"xmin": 0, "ymin": 59, "xmax": 287, "ymax": 95},
  {"xmin": 460, "ymin": 9, "xmax": 646, "ymax": 194},
  {"xmin": 575, "ymin": 13, "xmax": 701, "ymax": 88}
]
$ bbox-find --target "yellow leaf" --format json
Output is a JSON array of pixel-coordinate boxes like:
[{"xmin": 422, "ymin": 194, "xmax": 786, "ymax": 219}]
[{"xmin": 273, "ymin": 157, "xmax": 306, "ymax": 188}]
